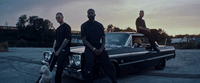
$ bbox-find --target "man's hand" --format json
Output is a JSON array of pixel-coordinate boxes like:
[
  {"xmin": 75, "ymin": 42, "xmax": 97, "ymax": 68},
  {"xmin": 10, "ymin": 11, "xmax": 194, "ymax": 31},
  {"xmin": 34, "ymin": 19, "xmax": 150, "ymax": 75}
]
[
  {"xmin": 98, "ymin": 48, "xmax": 104, "ymax": 55},
  {"xmin": 52, "ymin": 49, "xmax": 55, "ymax": 53},
  {"xmin": 55, "ymin": 50, "xmax": 61, "ymax": 56},
  {"xmin": 93, "ymin": 49, "xmax": 100, "ymax": 55},
  {"xmin": 146, "ymin": 28, "xmax": 150, "ymax": 32}
]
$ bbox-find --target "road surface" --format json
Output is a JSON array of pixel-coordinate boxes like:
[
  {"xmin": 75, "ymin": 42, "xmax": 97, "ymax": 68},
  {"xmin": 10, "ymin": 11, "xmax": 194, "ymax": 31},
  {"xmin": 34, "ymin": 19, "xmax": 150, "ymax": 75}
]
[{"xmin": 0, "ymin": 47, "xmax": 200, "ymax": 83}]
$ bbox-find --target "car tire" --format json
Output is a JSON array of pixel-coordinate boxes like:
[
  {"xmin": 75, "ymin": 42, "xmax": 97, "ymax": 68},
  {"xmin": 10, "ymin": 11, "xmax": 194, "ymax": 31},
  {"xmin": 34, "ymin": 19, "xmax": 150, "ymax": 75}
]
[
  {"xmin": 154, "ymin": 58, "xmax": 166, "ymax": 70},
  {"xmin": 110, "ymin": 62, "xmax": 117, "ymax": 76}
]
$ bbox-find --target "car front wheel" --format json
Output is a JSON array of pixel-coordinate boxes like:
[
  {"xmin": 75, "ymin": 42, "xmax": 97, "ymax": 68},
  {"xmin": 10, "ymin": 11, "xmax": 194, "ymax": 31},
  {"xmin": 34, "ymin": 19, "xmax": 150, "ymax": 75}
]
[
  {"xmin": 154, "ymin": 58, "xmax": 166, "ymax": 70},
  {"xmin": 110, "ymin": 62, "xmax": 116, "ymax": 76}
]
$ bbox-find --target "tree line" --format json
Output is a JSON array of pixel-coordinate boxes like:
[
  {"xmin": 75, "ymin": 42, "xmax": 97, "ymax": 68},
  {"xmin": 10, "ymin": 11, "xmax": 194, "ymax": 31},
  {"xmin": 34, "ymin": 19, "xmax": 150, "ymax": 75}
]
[
  {"xmin": 0, "ymin": 14, "xmax": 55, "ymax": 47},
  {"xmin": 0, "ymin": 15, "xmax": 170, "ymax": 47},
  {"xmin": 1, "ymin": 15, "xmax": 200, "ymax": 47}
]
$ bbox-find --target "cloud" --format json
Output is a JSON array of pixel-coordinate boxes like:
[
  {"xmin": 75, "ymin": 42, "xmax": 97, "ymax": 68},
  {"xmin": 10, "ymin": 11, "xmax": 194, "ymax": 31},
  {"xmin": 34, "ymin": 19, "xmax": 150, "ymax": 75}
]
[
  {"xmin": 0, "ymin": 0, "xmax": 123, "ymax": 26},
  {"xmin": 0, "ymin": 0, "xmax": 74, "ymax": 26},
  {"xmin": 0, "ymin": 0, "xmax": 74, "ymax": 14},
  {"xmin": 0, "ymin": 0, "xmax": 199, "ymax": 36},
  {"xmin": 144, "ymin": 2, "xmax": 200, "ymax": 35}
]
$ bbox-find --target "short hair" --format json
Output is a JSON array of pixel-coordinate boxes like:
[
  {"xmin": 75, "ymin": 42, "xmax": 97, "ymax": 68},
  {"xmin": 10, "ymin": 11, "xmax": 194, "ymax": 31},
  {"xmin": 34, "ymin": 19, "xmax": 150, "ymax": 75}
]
[
  {"xmin": 140, "ymin": 10, "xmax": 144, "ymax": 13},
  {"xmin": 87, "ymin": 8, "xmax": 95, "ymax": 13},
  {"xmin": 56, "ymin": 12, "xmax": 63, "ymax": 16}
]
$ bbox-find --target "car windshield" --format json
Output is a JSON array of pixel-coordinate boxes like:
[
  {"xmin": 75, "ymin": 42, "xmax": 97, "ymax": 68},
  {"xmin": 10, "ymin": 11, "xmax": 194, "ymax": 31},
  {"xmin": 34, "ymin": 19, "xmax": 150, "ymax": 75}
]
[{"xmin": 105, "ymin": 33, "xmax": 129, "ymax": 46}]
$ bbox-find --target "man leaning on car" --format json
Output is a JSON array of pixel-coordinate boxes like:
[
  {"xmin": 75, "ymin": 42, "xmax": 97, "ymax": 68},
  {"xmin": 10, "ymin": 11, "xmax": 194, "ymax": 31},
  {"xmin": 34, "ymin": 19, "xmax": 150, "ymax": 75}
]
[{"xmin": 81, "ymin": 8, "xmax": 117, "ymax": 83}]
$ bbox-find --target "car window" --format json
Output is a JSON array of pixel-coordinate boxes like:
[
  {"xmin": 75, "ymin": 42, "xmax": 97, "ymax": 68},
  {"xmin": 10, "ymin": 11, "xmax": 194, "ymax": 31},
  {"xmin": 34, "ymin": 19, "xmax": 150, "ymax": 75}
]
[
  {"xmin": 71, "ymin": 33, "xmax": 130, "ymax": 47},
  {"xmin": 71, "ymin": 35, "xmax": 83, "ymax": 46},
  {"xmin": 132, "ymin": 36, "xmax": 150, "ymax": 48},
  {"xmin": 106, "ymin": 33, "xmax": 129, "ymax": 46}
]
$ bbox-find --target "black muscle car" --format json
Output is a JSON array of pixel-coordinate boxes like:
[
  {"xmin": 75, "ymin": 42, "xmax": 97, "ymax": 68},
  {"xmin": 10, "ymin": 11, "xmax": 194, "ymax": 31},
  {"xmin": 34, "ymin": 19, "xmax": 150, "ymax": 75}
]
[{"xmin": 42, "ymin": 32, "xmax": 176, "ymax": 80}]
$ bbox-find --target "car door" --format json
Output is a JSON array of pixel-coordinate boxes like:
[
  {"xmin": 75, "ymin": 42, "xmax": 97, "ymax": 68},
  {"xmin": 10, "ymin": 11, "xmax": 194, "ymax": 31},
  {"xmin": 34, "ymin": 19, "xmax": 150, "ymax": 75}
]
[{"xmin": 129, "ymin": 36, "xmax": 158, "ymax": 69}]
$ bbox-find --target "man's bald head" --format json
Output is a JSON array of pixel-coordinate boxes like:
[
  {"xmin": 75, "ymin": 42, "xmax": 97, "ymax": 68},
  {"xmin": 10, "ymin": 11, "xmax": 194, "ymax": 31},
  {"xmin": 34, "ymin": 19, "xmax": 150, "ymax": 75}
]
[
  {"xmin": 87, "ymin": 9, "xmax": 95, "ymax": 14},
  {"xmin": 56, "ymin": 12, "xmax": 63, "ymax": 16},
  {"xmin": 140, "ymin": 10, "xmax": 144, "ymax": 13},
  {"xmin": 87, "ymin": 8, "xmax": 96, "ymax": 21},
  {"xmin": 139, "ymin": 10, "xmax": 144, "ymax": 18},
  {"xmin": 56, "ymin": 12, "xmax": 64, "ymax": 24}
]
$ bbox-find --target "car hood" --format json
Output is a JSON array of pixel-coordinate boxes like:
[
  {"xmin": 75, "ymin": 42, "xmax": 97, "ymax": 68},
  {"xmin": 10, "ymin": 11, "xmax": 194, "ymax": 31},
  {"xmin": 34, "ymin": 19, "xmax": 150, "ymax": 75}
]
[{"xmin": 70, "ymin": 46, "xmax": 85, "ymax": 54}]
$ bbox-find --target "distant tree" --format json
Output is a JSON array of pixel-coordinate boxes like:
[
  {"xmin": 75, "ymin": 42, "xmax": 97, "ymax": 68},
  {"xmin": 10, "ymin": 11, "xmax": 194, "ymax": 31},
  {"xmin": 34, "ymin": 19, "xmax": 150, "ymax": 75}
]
[
  {"xmin": 106, "ymin": 24, "xmax": 137, "ymax": 32},
  {"xmin": 33, "ymin": 18, "xmax": 45, "ymax": 29},
  {"xmin": 44, "ymin": 19, "xmax": 52, "ymax": 29},
  {"xmin": 112, "ymin": 26, "xmax": 121, "ymax": 32},
  {"xmin": 15, "ymin": 15, "xmax": 55, "ymax": 47},
  {"xmin": 16, "ymin": 14, "xmax": 28, "ymax": 27},
  {"xmin": 198, "ymin": 34, "xmax": 200, "ymax": 37},
  {"xmin": 167, "ymin": 35, "xmax": 173, "ymax": 43},
  {"xmin": 124, "ymin": 27, "xmax": 136, "ymax": 32},
  {"xmin": 107, "ymin": 24, "xmax": 113, "ymax": 32},
  {"xmin": 125, "ymin": 27, "xmax": 132, "ymax": 31},
  {"xmin": 158, "ymin": 29, "xmax": 168, "ymax": 43},
  {"xmin": 16, "ymin": 15, "xmax": 28, "ymax": 40},
  {"xmin": 175, "ymin": 35, "xmax": 184, "ymax": 38},
  {"xmin": 28, "ymin": 16, "xmax": 38, "ymax": 25}
]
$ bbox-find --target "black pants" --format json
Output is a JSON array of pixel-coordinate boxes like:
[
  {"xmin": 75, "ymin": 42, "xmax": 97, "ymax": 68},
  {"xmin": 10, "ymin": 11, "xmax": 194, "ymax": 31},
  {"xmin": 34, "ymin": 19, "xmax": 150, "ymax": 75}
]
[
  {"xmin": 138, "ymin": 29, "xmax": 156, "ymax": 48},
  {"xmin": 84, "ymin": 47, "xmax": 117, "ymax": 83},
  {"xmin": 36, "ymin": 49, "xmax": 69, "ymax": 83},
  {"xmin": 50, "ymin": 50, "xmax": 69, "ymax": 83}
]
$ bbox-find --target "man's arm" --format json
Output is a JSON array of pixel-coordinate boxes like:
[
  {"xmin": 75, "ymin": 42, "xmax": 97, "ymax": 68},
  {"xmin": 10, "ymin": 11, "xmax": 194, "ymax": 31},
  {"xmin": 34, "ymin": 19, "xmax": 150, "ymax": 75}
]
[
  {"xmin": 82, "ymin": 37, "xmax": 94, "ymax": 51},
  {"xmin": 55, "ymin": 25, "xmax": 71, "ymax": 56},
  {"xmin": 81, "ymin": 24, "xmax": 100, "ymax": 55},
  {"xmin": 52, "ymin": 40, "xmax": 56, "ymax": 52},
  {"xmin": 55, "ymin": 39, "xmax": 69, "ymax": 55},
  {"xmin": 98, "ymin": 24, "xmax": 106, "ymax": 54},
  {"xmin": 136, "ymin": 18, "xmax": 150, "ymax": 32},
  {"xmin": 82, "ymin": 37, "xmax": 100, "ymax": 55},
  {"xmin": 99, "ymin": 36, "xmax": 105, "ymax": 53}
]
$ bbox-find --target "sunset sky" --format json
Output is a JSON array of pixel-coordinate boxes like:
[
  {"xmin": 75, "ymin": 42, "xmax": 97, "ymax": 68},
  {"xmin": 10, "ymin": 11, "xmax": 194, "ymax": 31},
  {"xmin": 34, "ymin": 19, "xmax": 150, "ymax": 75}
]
[{"xmin": 0, "ymin": 0, "xmax": 199, "ymax": 36}]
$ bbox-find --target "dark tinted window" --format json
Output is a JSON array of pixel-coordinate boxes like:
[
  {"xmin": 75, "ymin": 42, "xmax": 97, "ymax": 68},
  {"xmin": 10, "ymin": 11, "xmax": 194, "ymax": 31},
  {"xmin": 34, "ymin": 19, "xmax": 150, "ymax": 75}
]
[{"xmin": 105, "ymin": 33, "xmax": 129, "ymax": 46}]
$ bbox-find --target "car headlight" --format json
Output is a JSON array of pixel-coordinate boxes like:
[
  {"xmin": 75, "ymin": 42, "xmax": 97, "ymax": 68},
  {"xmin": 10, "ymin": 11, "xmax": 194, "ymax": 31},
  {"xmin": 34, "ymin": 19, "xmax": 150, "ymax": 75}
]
[
  {"xmin": 43, "ymin": 51, "xmax": 52, "ymax": 61},
  {"xmin": 69, "ymin": 54, "xmax": 81, "ymax": 69}
]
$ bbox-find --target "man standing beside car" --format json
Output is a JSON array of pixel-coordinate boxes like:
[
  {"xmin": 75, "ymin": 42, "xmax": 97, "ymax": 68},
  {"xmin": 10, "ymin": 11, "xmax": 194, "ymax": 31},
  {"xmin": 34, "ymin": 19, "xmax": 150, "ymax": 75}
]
[
  {"xmin": 81, "ymin": 8, "xmax": 117, "ymax": 83},
  {"xmin": 135, "ymin": 10, "xmax": 160, "ymax": 52},
  {"xmin": 37, "ymin": 12, "xmax": 71, "ymax": 83},
  {"xmin": 52, "ymin": 12, "xmax": 71, "ymax": 83}
]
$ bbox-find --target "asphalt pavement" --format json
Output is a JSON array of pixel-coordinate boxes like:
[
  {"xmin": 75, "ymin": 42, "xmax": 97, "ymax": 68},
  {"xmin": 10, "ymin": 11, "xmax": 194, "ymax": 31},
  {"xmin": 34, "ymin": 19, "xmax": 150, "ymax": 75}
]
[{"xmin": 0, "ymin": 47, "xmax": 200, "ymax": 83}]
